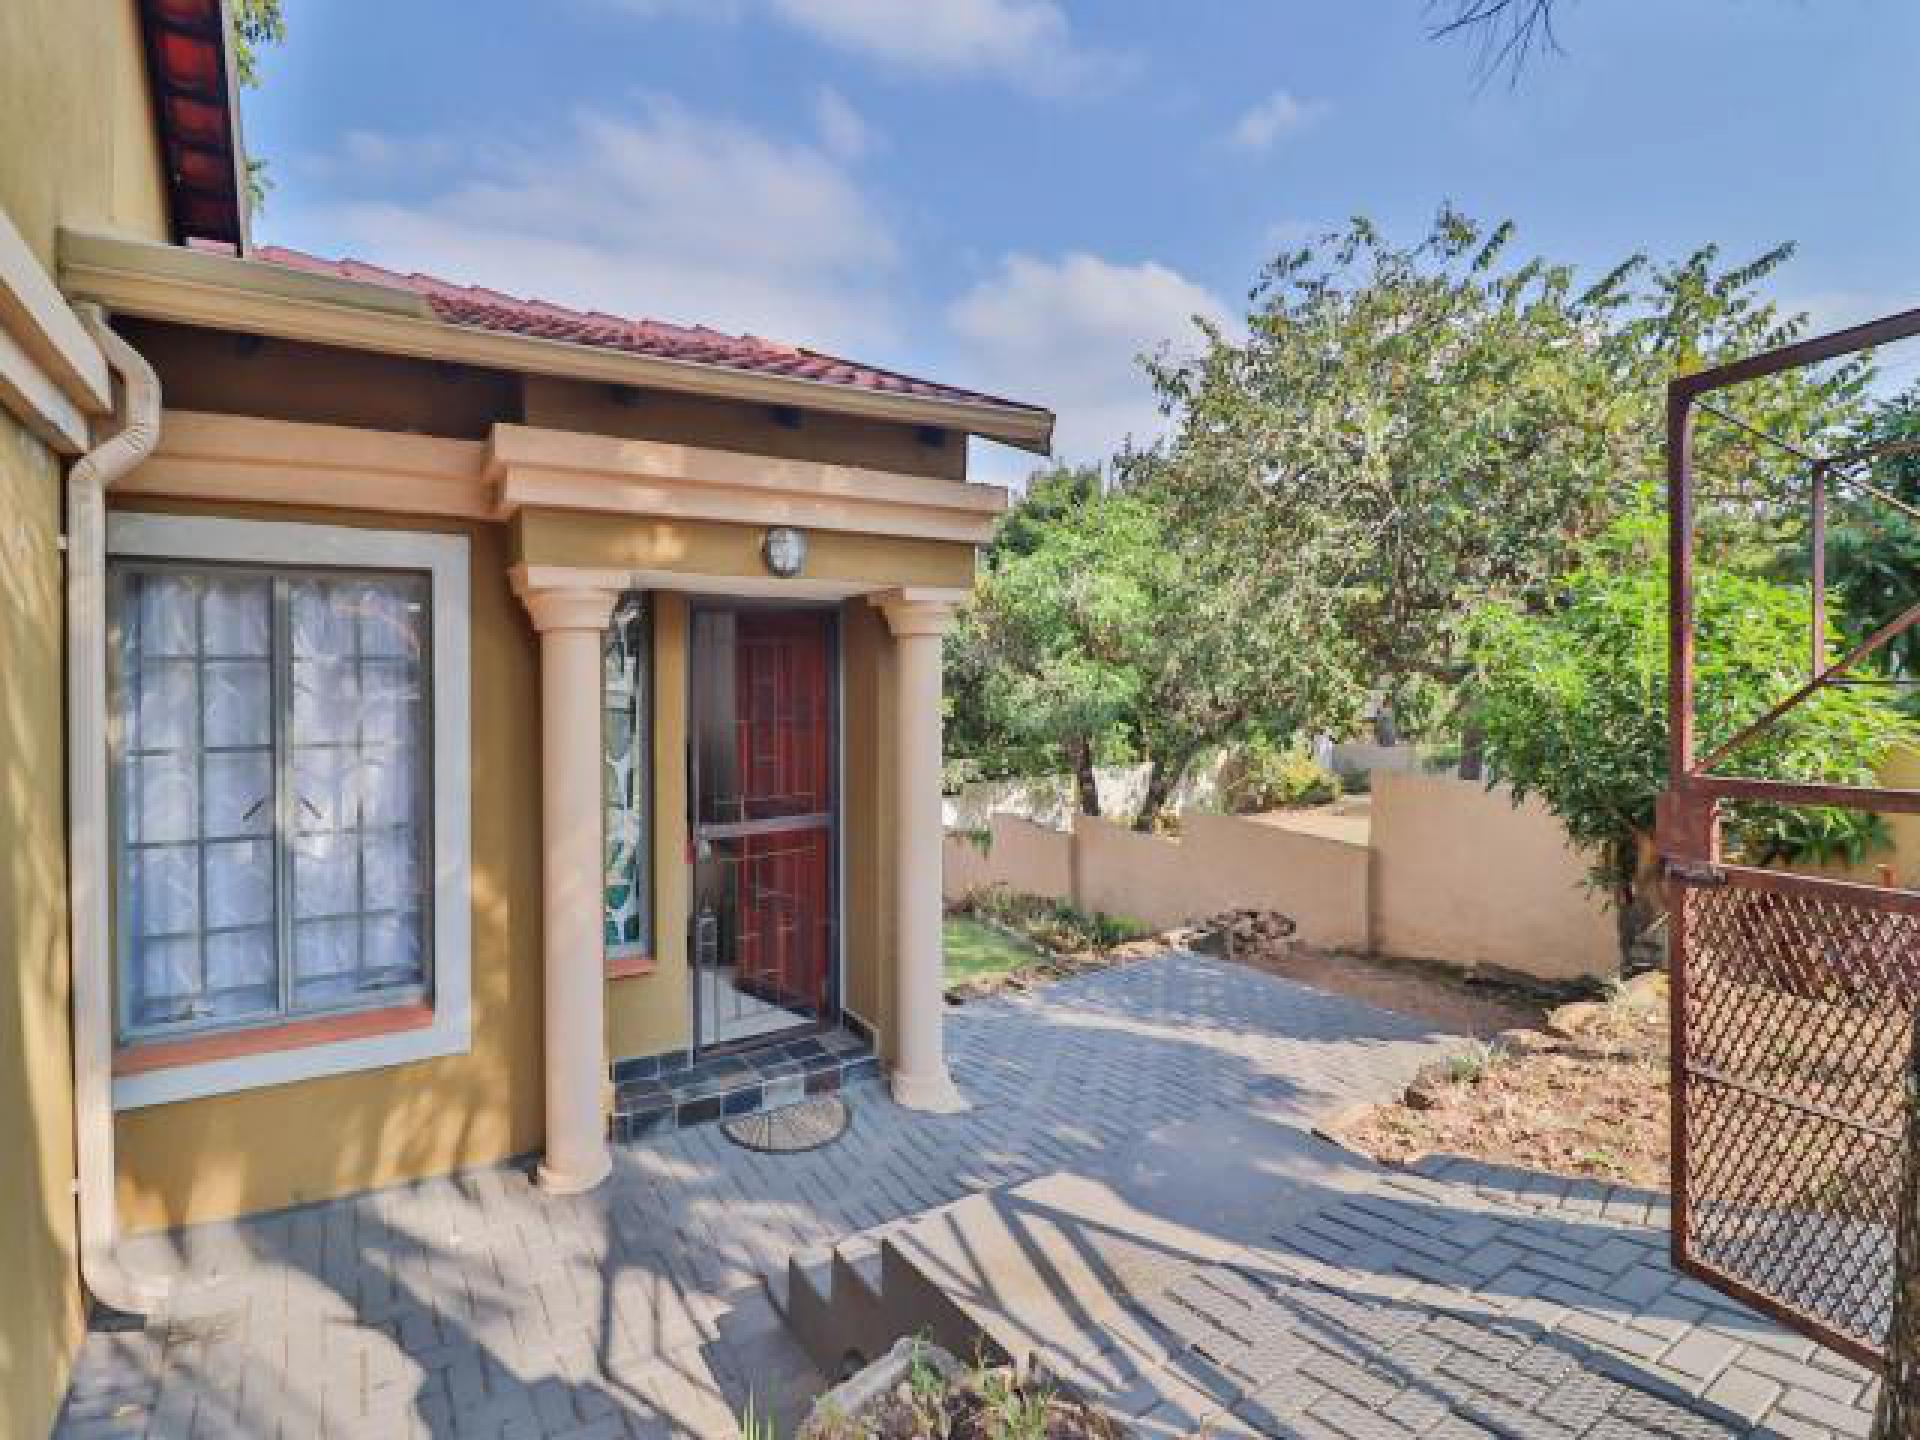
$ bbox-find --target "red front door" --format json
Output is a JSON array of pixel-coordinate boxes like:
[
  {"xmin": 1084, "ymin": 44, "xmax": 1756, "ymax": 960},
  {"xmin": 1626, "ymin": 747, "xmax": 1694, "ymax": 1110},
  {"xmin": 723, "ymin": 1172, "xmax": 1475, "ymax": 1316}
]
[{"xmin": 690, "ymin": 608, "xmax": 836, "ymax": 1049}]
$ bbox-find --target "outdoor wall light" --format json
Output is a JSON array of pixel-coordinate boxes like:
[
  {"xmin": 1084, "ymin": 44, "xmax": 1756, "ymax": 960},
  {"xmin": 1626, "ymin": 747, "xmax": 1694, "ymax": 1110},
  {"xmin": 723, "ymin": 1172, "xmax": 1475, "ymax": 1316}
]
[{"xmin": 763, "ymin": 526, "xmax": 808, "ymax": 578}]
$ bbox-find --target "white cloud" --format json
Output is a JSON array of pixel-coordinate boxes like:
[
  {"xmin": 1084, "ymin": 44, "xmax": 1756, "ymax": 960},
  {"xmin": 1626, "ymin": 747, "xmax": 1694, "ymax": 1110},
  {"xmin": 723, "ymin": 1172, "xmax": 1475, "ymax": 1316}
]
[
  {"xmin": 288, "ymin": 98, "xmax": 899, "ymax": 354},
  {"xmin": 767, "ymin": 0, "xmax": 1123, "ymax": 92},
  {"xmin": 1229, "ymin": 89, "xmax": 1324, "ymax": 150},
  {"xmin": 812, "ymin": 85, "xmax": 874, "ymax": 161},
  {"xmin": 948, "ymin": 253, "xmax": 1233, "ymax": 479}
]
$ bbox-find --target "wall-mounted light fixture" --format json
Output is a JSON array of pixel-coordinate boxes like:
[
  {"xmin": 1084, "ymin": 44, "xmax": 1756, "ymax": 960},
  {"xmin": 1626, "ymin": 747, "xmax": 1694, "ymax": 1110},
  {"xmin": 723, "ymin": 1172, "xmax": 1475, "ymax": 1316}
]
[{"xmin": 763, "ymin": 526, "xmax": 807, "ymax": 578}]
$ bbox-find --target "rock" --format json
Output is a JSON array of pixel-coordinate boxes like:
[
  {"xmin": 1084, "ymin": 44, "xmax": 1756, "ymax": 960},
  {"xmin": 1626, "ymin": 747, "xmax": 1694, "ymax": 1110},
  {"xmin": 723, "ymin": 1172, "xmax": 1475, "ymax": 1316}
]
[
  {"xmin": 1404, "ymin": 1081, "xmax": 1445, "ymax": 1111},
  {"xmin": 1547, "ymin": 1000, "xmax": 1605, "ymax": 1039},
  {"xmin": 1616, "ymin": 972, "xmax": 1668, "ymax": 1010},
  {"xmin": 1403, "ymin": 1060, "xmax": 1452, "ymax": 1110},
  {"xmin": 1190, "ymin": 908, "xmax": 1299, "ymax": 961},
  {"xmin": 1497, "ymin": 1027, "xmax": 1560, "ymax": 1057},
  {"xmin": 797, "ymin": 1338, "xmax": 963, "ymax": 1440}
]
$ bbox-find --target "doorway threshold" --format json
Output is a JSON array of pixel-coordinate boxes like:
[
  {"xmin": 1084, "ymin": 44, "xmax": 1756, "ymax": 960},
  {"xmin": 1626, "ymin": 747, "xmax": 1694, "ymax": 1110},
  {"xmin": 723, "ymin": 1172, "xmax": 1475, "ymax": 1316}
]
[{"xmin": 611, "ymin": 1028, "xmax": 880, "ymax": 1142}]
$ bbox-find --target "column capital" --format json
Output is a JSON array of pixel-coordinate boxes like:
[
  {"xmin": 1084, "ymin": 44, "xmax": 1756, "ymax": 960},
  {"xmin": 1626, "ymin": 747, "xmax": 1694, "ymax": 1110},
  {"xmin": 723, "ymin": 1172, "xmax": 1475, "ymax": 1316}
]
[
  {"xmin": 871, "ymin": 587, "xmax": 967, "ymax": 639},
  {"xmin": 512, "ymin": 564, "xmax": 624, "ymax": 633}
]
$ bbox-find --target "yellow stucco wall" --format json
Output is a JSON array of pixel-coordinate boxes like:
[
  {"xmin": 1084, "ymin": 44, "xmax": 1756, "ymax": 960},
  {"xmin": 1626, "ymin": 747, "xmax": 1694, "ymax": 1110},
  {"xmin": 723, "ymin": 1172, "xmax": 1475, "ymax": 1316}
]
[
  {"xmin": 108, "ymin": 499, "xmax": 546, "ymax": 1234},
  {"xmin": 840, "ymin": 599, "xmax": 896, "ymax": 1051},
  {"xmin": 513, "ymin": 509, "xmax": 977, "ymax": 592},
  {"xmin": 106, "ymin": 492, "xmax": 952, "ymax": 1221},
  {"xmin": 0, "ymin": 4, "xmax": 170, "ymax": 1431},
  {"xmin": 0, "ymin": 0, "xmax": 169, "ymax": 267},
  {"xmin": 0, "ymin": 410, "xmax": 87, "ymax": 1440},
  {"xmin": 606, "ymin": 594, "xmax": 691, "ymax": 1059}
]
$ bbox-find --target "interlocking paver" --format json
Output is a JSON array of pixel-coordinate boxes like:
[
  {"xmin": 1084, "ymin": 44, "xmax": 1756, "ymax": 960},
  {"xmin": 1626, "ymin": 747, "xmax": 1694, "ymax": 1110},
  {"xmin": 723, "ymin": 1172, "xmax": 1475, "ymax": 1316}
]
[{"xmin": 51, "ymin": 952, "xmax": 1883, "ymax": 1438}]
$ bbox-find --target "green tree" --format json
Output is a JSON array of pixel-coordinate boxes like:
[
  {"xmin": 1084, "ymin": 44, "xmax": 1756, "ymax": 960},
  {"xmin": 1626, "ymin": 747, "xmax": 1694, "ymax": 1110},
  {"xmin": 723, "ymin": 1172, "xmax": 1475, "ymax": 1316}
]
[
  {"xmin": 228, "ymin": 0, "xmax": 286, "ymax": 211},
  {"xmin": 944, "ymin": 463, "xmax": 1109, "ymax": 799},
  {"xmin": 1139, "ymin": 209, "xmax": 1867, "ymax": 730},
  {"xmin": 954, "ymin": 478, "xmax": 1360, "ymax": 829},
  {"xmin": 1825, "ymin": 382, "xmax": 1920, "ymax": 683},
  {"xmin": 1467, "ymin": 512, "xmax": 1916, "ymax": 959}
]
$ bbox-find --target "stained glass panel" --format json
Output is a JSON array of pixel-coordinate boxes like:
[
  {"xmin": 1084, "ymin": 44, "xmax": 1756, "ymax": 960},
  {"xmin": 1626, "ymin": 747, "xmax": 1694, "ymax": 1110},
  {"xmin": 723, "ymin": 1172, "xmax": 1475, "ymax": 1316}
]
[{"xmin": 603, "ymin": 594, "xmax": 652, "ymax": 957}]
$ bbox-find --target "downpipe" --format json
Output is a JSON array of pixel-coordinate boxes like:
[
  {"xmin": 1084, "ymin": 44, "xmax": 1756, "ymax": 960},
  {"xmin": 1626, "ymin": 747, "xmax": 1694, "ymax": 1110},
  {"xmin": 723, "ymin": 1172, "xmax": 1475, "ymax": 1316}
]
[{"xmin": 67, "ymin": 304, "xmax": 167, "ymax": 1316}]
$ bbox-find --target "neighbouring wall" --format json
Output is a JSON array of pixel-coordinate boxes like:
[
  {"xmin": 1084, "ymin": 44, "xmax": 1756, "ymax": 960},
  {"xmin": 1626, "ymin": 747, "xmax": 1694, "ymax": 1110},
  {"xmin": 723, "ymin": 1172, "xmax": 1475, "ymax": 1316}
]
[
  {"xmin": 0, "ymin": 409, "xmax": 86, "ymax": 1440},
  {"xmin": 1370, "ymin": 773, "xmax": 1616, "ymax": 982},
  {"xmin": 109, "ymin": 499, "xmax": 546, "ymax": 1232},
  {"xmin": 944, "ymin": 817, "xmax": 1073, "ymax": 904},
  {"xmin": 1074, "ymin": 815, "xmax": 1373, "ymax": 948},
  {"xmin": 945, "ymin": 773, "xmax": 1617, "ymax": 982}
]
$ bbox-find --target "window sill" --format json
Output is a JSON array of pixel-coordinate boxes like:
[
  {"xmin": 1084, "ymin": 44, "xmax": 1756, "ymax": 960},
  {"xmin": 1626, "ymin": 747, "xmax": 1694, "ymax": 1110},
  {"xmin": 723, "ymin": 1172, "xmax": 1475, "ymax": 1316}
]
[
  {"xmin": 607, "ymin": 952, "xmax": 657, "ymax": 980},
  {"xmin": 111, "ymin": 998, "xmax": 468, "ymax": 1111},
  {"xmin": 114, "ymin": 1003, "xmax": 436, "ymax": 1077}
]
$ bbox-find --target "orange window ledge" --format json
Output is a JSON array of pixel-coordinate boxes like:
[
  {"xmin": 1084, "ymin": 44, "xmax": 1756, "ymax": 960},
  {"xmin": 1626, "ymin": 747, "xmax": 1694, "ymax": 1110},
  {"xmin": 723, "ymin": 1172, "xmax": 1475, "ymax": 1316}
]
[
  {"xmin": 607, "ymin": 952, "xmax": 657, "ymax": 980},
  {"xmin": 112, "ymin": 1003, "xmax": 435, "ymax": 1077}
]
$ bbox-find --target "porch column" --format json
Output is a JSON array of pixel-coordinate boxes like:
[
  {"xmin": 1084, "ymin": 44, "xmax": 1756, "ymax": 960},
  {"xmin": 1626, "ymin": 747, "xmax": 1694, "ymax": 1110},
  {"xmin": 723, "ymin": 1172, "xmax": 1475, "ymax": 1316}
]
[
  {"xmin": 519, "ymin": 579, "xmax": 619, "ymax": 1194},
  {"xmin": 874, "ymin": 589, "xmax": 968, "ymax": 1112}
]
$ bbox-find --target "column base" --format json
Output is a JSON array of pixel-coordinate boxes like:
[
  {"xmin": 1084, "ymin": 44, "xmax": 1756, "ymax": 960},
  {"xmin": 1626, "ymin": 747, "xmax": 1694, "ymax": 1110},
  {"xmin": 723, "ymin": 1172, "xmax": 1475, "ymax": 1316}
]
[
  {"xmin": 535, "ymin": 1149, "xmax": 613, "ymax": 1196},
  {"xmin": 889, "ymin": 1066, "xmax": 969, "ymax": 1114}
]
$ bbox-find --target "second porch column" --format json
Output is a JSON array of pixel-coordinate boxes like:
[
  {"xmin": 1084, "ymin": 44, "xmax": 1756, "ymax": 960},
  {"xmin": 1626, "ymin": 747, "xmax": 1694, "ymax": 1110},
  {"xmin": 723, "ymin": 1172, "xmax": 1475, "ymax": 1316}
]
[
  {"xmin": 875, "ymin": 590, "xmax": 967, "ymax": 1112},
  {"xmin": 520, "ymin": 581, "xmax": 619, "ymax": 1194}
]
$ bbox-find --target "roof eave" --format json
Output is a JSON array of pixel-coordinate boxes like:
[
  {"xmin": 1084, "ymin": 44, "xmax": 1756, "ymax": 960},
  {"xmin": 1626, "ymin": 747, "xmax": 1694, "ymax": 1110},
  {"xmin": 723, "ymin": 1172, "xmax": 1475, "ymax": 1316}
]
[{"xmin": 57, "ymin": 228, "xmax": 1057, "ymax": 453}]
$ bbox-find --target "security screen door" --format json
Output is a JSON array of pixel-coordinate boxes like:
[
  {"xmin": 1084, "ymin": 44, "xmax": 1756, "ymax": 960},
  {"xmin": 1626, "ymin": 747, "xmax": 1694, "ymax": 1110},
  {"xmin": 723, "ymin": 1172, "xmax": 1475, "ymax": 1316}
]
[{"xmin": 688, "ymin": 606, "xmax": 837, "ymax": 1051}]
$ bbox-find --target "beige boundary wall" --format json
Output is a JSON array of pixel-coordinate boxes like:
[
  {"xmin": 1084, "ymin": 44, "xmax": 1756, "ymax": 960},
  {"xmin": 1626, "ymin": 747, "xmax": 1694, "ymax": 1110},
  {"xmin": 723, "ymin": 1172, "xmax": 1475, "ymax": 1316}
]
[
  {"xmin": 1369, "ymin": 773, "xmax": 1618, "ymax": 982},
  {"xmin": 943, "ymin": 772, "xmax": 1618, "ymax": 982}
]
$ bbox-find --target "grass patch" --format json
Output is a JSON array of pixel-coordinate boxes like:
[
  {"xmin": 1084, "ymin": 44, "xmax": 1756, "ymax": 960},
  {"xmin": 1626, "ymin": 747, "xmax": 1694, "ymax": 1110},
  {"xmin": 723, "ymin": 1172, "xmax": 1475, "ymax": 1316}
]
[{"xmin": 943, "ymin": 917, "xmax": 1040, "ymax": 983}]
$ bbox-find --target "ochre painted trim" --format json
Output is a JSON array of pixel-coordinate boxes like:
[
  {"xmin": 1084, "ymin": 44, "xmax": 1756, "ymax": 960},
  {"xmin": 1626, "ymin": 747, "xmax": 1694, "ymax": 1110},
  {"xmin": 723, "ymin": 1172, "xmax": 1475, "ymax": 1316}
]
[
  {"xmin": 487, "ymin": 423, "xmax": 1005, "ymax": 543},
  {"xmin": 112, "ymin": 1004, "xmax": 434, "ymax": 1077},
  {"xmin": 607, "ymin": 953, "xmax": 658, "ymax": 981},
  {"xmin": 122, "ymin": 410, "xmax": 492, "ymax": 517},
  {"xmin": 2, "ymin": 211, "xmax": 111, "ymax": 409},
  {"xmin": 0, "ymin": 323, "xmax": 89, "ymax": 453},
  {"xmin": 0, "ymin": 211, "xmax": 109, "ymax": 451},
  {"xmin": 124, "ymin": 411, "xmax": 1008, "ymax": 545},
  {"xmin": 59, "ymin": 227, "xmax": 1055, "ymax": 451}
]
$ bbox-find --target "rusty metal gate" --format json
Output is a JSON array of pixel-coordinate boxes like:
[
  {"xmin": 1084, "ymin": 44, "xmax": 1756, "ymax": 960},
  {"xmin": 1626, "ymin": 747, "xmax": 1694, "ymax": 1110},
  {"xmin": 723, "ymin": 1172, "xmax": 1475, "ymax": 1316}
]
[{"xmin": 1663, "ymin": 307, "xmax": 1920, "ymax": 1371}]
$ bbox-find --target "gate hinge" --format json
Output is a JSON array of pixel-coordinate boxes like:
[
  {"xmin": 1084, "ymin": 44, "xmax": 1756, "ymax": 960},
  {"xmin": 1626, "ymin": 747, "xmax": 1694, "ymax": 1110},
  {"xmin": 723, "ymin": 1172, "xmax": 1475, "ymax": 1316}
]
[{"xmin": 1664, "ymin": 858, "xmax": 1727, "ymax": 886}]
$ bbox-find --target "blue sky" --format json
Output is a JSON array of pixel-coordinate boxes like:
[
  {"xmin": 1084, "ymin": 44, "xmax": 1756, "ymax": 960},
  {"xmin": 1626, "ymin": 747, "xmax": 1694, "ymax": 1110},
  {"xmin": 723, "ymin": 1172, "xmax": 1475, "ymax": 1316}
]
[{"xmin": 244, "ymin": 1, "xmax": 1920, "ymax": 485}]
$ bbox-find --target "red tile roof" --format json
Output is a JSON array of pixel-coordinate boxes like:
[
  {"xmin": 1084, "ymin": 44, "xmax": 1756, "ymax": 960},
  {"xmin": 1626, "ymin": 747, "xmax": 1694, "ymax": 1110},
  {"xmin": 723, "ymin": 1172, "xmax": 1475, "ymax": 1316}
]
[
  {"xmin": 138, "ymin": 0, "xmax": 245, "ymax": 248},
  {"xmin": 253, "ymin": 246, "xmax": 1044, "ymax": 421}
]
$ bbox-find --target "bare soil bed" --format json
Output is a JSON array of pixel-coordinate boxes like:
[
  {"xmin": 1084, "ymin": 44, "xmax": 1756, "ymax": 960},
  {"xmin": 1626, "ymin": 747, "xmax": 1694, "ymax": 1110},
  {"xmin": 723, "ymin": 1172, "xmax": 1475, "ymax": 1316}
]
[
  {"xmin": 1331, "ymin": 976, "xmax": 1671, "ymax": 1191},
  {"xmin": 1179, "ymin": 907, "xmax": 1671, "ymax": 1191},
  {"xmin": 1219, "ymin": 938, "xmax": 1553, "ymax": 1040}
]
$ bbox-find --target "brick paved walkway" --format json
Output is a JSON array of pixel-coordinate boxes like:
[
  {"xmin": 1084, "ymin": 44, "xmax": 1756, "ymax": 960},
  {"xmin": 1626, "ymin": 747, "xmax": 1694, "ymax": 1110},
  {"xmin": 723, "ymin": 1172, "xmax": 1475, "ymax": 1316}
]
[
  {"xmin": 1028, "ymin": 1155, "xmax": 1880, "ymax": 1438},
  {"xmin": 51, "ymin": 954, "xmax": 1879, "ymax": 1438}
]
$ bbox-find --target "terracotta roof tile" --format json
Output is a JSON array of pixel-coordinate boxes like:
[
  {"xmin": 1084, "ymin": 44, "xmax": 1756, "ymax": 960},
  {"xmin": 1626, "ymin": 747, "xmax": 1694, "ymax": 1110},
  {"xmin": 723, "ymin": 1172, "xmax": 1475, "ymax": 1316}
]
[{"xmin": 253, "ymin": 245, "xmax": 1041, "ymax": 419}]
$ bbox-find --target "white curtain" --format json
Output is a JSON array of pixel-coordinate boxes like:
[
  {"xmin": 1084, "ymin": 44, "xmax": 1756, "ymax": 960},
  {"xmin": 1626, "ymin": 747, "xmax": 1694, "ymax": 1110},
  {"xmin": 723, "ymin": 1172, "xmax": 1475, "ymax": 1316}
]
[{"xmin": 117, "ymin": 568, "xmax": 429, "ymax": 1033}]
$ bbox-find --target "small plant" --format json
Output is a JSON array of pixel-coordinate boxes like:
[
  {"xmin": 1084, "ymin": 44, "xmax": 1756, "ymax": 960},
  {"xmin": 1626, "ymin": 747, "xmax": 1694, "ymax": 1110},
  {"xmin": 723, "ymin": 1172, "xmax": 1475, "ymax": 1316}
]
[
  {"xmin": 965, "ymin": 887, "xmax": 1150, "ymax": 955},
  {"xmin": 1226, "ymin": 734, "xmax": 1339, "ymax": 812},
  {"xmin": 977, "ymin": 1367, "xmax": 1054, "ymax": 1440},
  {"xmin": 1444, "ymin": 1041, "xmax": 1508, "ymax": 1085},
  {"xmin": 738, "ymin": 1396, "xmax": 777, "ymax": 1440}
]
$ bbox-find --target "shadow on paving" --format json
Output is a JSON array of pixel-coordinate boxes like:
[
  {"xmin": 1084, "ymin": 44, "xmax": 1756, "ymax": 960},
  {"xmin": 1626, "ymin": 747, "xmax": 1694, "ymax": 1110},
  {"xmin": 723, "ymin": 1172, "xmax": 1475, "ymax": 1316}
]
[
  {"xmin": 883, "ymin": 1122, "xmax": 1881, "ymax": 1439},
  {"xmin": 52, "ymin": 952, "xmax": 1475, "ymax": 1438}
]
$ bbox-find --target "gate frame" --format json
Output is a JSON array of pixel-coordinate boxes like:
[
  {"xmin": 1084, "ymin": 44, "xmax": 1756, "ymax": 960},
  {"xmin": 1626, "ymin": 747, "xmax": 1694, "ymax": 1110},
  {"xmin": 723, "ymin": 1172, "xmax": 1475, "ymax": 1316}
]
[{"xmin": 1663, "ymin": 303, "xmax": 1920, "ymax": 1373}]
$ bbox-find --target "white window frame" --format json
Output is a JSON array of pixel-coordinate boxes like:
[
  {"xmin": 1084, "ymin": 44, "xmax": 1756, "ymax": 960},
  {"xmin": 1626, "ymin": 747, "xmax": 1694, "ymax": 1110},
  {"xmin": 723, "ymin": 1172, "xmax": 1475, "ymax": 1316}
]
[{"xmin": 108, "ymin": 514, "xmax": 472, "ymax": 1109}]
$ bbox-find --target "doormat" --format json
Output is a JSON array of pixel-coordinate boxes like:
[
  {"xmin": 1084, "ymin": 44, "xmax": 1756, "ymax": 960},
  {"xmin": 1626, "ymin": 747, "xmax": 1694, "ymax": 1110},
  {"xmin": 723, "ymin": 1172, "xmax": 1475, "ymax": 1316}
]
[{"xmin": 723, "ymin": 1095, "xmax": 850, "ymax": 1153}]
